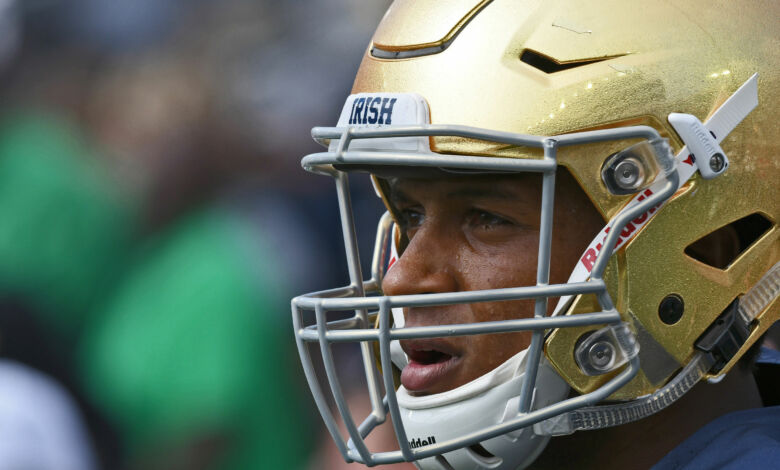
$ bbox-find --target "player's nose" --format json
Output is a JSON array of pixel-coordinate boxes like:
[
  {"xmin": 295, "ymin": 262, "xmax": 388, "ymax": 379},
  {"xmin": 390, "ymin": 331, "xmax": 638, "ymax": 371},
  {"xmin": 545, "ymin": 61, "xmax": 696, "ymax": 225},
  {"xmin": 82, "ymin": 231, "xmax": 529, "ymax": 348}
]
[{"xmin": 381, "ymin": 224, "xmax": 458, "ymax": 297}]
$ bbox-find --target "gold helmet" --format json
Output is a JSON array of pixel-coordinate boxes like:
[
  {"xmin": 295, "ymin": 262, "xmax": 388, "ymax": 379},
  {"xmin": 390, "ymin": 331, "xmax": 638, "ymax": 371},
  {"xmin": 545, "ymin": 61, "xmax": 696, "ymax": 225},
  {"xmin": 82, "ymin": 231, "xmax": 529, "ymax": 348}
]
[{"xmin": 292, "ymin": 1, "xmax": 779, "ymax": 468}]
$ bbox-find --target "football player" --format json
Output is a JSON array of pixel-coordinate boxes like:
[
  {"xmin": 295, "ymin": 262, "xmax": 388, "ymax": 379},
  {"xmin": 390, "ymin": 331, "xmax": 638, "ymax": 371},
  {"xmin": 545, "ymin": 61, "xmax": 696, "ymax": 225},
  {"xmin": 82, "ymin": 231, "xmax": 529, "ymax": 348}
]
[{"xmin": 292, "ymin": 1, "xmax": 779, "ymax": 468}]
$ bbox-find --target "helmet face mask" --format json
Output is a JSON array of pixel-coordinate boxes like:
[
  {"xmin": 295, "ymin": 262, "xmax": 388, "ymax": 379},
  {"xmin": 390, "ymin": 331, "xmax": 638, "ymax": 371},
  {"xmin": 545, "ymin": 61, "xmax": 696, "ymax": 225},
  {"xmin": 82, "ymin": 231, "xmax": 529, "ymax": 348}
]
[
  {"xmin": 292, "ymin": 2, "xmax": 779, "ymax": 468},
  {"xmin": 293, "ymin": 121, "xmax": 682, "ymax": 467}
]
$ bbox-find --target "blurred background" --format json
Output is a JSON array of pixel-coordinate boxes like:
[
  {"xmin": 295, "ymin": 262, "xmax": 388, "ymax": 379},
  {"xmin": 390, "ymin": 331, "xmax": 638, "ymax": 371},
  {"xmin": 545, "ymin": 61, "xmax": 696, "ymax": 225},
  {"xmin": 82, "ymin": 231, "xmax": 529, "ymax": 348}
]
[
  {"xmin": 0, "ymin": 0, "xmax": 391, "ymax": 468},
  {"xmin": 1, "ymin": 2, "xmax": 779, "ymax": 470}
]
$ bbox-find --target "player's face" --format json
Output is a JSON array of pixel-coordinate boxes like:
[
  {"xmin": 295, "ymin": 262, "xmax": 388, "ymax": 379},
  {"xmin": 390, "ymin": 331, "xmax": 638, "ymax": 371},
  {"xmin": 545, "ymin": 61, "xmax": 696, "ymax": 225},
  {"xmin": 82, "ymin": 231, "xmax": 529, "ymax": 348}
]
[{"xmin": 381, "ymin": 171, "xmax": 603, "ymax": 396}]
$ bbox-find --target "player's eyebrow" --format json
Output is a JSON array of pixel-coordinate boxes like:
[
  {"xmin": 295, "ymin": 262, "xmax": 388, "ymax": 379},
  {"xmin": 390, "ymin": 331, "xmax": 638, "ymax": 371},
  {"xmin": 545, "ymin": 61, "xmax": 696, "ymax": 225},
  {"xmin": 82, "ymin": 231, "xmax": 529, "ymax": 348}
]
[
  {"xmin": 387, "ymin": 187, "xmax": 413, "ymax": 205},
  {"xmin": 443, "ymin": 186, "xmax": 518, "ymax": 200},
  {"xmin": 388, "ymin": 181, "xmax": 524, "ymax": 205}
]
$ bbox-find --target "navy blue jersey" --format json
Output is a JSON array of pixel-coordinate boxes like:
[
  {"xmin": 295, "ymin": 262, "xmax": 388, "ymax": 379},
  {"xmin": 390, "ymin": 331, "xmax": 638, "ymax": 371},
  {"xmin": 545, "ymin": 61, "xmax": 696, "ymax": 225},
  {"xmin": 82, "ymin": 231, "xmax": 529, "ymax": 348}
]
[{"xmin": 654, "ymin": 349, "xmax": 780, "ymax": 469}]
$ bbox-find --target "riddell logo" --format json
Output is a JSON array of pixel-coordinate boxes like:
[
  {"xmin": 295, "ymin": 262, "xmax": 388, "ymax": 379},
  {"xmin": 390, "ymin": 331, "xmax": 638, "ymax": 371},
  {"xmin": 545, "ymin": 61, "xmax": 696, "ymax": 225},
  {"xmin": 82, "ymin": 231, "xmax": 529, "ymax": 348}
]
[
  {"xmin": 408, "ymin": 436, "xmax": 437, "ymax": 449},
  {"xmin": 579, "ymin": 188, "xmax": 661, "ymax": 273}
]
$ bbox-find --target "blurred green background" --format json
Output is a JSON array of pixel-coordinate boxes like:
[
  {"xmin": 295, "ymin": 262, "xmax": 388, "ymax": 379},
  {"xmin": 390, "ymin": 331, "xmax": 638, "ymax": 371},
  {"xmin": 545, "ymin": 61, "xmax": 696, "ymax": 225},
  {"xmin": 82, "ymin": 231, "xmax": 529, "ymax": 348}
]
[{"xmin": 0, "ymin": 1, "xmax": 390, "ymax": 468}]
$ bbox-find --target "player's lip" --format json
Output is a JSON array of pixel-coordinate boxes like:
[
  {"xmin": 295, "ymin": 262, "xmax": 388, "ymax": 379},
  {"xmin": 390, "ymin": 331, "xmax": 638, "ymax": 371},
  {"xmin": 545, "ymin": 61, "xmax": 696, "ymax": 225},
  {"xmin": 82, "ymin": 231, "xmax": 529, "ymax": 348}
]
[{"xmin": 399, "ymin": 339, "xmax": 462, "ymax": 393}]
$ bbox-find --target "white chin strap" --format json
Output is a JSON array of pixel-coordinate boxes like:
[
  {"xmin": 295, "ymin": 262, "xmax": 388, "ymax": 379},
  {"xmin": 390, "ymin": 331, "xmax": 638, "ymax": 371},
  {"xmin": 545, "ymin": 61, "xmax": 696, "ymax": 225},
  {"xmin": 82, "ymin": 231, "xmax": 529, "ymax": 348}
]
[
  {"xmin": 386, "ymin": 228, "xmax": 568, "ymax": 470},
  {"xmin": 396, "ymin": 349, "xmax": 569, "ymax": 470},
  {"xmin": 389, "ymin": 307, "xmax": 409, "ymax": 369}
]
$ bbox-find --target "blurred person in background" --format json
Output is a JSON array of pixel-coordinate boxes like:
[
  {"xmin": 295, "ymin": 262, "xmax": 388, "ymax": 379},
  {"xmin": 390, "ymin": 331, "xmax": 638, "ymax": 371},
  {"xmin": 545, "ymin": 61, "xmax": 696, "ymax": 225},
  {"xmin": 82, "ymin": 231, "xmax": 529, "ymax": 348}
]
[
  {"xmin": 0, "ymin": 0, "xmax": 388, "ymax": 468},
  {"xmin": 0, "ymin": 0, "xmax": 127, "ymax": 468}
]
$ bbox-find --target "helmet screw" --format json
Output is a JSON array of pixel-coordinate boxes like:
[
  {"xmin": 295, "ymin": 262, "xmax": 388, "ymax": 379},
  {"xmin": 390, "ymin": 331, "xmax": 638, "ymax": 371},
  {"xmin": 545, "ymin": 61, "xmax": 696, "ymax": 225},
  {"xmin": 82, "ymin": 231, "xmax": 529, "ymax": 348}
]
[
  {"xmin": 614, "ymin": 158, "xmax": 643, "ymax": 190},
  {"xmin": 587, "ymin": 341, "xmax": 616, "ymax": 372},
  {"xmin": 709, "ymin": 153, "xmax": 726, "ymax": 172},
  {"xmin": 659, "ymin": 294, "xmax": 685, "ymax": 325}
]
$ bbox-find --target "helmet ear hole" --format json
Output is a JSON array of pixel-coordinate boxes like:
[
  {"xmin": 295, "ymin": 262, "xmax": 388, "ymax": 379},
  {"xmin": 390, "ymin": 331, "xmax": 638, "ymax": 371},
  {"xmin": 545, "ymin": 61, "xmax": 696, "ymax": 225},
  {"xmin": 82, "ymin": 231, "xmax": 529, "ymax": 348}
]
[{"xmin": 684, "ymin": 213, "xmax": 772, "ymax": 269}]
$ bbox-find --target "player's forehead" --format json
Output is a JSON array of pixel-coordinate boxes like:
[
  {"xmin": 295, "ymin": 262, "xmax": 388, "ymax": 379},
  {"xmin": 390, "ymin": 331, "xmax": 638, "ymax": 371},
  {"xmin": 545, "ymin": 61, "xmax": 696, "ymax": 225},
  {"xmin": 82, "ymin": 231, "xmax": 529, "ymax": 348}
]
[{"xmin": 385, "ymin": 173, "xmax": 542, "ymax": 205}]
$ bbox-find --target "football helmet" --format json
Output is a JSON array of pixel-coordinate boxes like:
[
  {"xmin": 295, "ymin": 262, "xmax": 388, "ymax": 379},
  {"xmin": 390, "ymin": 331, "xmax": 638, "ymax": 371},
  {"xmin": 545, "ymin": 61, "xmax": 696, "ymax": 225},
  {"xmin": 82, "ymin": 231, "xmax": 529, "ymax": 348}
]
[{"xmin": 291, "ymin": 1, "xmax": 779, "ymax": 468}]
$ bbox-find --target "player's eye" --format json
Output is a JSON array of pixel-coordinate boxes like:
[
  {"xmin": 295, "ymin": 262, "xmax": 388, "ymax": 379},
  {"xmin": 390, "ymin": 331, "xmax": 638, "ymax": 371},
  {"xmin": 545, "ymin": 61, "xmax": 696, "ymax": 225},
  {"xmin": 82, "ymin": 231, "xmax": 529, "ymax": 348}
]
[
  {"xmin": 468, "ymin": 210, "xmax": 513, "ymax": 230},
  {"xmin": 398, "ymin": 207, "xmax": 425, "ymax": 235}
]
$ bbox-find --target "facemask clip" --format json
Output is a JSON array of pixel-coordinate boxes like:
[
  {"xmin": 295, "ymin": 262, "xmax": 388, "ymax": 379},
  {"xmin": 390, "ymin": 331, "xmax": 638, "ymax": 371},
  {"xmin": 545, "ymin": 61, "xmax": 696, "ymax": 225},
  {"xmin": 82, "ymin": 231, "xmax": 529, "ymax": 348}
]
[
  {"xmin": 668, "ymin": 113, "xmax": 729, "ymax": 179},
  {"xmin": 575, "ymin": 322, "xmax": 639, "ymax": 376}
]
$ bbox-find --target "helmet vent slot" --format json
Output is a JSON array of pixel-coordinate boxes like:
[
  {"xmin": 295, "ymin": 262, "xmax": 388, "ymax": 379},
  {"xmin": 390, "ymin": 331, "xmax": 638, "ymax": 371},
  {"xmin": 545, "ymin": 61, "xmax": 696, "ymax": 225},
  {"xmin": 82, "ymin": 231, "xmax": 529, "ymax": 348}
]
[
  {"xmin": 684, "ymin": 213, "xmax": 772, "ymax": 269},
  {"xmin": 434, "ymin": 455, "xmax": 455, "ymax": 470},
  {"xmin": 467, "ymin": 443, "xmax": 502, "ymax": 466},
  {"xmin": 519, "ymin": 49, "xmax": 625, "ymax": 74}
]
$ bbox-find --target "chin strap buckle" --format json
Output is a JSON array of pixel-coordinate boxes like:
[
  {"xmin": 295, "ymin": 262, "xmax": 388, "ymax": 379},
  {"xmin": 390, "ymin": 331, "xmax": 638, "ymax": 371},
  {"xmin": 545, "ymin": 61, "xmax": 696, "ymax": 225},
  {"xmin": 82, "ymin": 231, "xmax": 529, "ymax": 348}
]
[{"xmin": 694, "ymin": 299, "xmax": 751, "ymax": 374}]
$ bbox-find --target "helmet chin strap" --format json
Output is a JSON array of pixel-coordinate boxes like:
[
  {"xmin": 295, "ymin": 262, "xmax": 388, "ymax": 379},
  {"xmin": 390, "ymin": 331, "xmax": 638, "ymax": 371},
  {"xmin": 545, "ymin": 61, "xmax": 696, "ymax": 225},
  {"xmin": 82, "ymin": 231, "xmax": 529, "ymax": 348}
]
[
  {"xmin": 387, "ymin": 224, "xmax": 410, "ymax": 370},
  {"xmin": 537, "ymin": 259, "xmax": 780, "ymax": 437},
  {"xmin": 396, "ymin": 349, "xmax": 570, "ymax": 470},
  {"xmin": 535, "ymin": 351, "xmax": 709, "ymax": 436},
  {"xmin": 389, "ymin": 306, "xmax": 409, "ymax": 370},
  {"xmin": 385, "ymin": 227, "xmax": 570, "ymax": 470}
]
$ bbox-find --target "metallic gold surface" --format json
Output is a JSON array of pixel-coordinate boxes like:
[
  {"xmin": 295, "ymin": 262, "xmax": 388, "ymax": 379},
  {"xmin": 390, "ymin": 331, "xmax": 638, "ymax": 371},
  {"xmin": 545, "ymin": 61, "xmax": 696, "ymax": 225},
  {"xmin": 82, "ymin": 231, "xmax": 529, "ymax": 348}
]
[
  {"xmin": 372, "ymin": 0, "xmax": 491, "ymax": 52},
  {"xmin": 355, "ymin": 0, "xmax": 779, "ymax": 399}
]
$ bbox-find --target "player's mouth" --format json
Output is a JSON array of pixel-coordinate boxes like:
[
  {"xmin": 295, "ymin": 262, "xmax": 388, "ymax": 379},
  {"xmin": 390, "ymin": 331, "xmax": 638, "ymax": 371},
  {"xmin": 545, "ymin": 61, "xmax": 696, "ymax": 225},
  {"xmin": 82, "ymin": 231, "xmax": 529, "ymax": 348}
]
[{"xmin": 400, "ymin": 339, "xmax": 461, "ymax": 393}]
